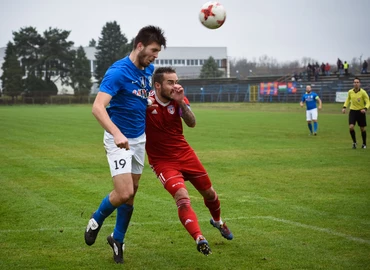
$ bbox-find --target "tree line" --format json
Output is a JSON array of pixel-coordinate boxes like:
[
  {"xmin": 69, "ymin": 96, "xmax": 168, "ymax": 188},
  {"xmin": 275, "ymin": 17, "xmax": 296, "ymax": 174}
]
[{"xmin": 0, "ymin": 21, "xmax": 133, "ymax": 102}]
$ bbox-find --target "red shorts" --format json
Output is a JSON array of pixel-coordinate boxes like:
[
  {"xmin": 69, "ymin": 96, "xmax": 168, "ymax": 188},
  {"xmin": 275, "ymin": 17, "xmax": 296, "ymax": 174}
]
[{"xmin": 150, "ymin": 150, "xmax": 212, "ymax": 196}]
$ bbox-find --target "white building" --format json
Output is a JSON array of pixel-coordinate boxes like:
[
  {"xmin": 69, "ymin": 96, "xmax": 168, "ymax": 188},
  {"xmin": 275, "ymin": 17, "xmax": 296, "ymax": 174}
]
[{"xmin": 0, "ymin": 46, "xmax": 229, "ymax": 95}]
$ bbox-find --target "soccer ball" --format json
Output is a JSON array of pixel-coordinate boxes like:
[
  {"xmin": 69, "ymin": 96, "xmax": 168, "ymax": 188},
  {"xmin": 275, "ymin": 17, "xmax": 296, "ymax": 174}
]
[{"xmin": 199, "ymin": 2, "xmax": 226, "ymax": 29}]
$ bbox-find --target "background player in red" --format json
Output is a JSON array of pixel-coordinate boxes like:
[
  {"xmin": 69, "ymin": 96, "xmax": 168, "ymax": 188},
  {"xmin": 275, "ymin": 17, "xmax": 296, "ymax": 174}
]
[{"xmin": 145, "ymin": 67, "xmax": 233, "ymax": 256}]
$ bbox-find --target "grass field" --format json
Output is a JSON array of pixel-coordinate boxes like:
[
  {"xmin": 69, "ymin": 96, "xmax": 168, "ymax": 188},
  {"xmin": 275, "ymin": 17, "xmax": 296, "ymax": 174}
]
[{"xmin": 0, "ymin": 103, "xmax": 369, "ymax": 270}]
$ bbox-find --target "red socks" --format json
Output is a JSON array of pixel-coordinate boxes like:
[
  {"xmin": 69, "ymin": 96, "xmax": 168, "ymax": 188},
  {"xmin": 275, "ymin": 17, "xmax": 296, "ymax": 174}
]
[
  {"xmin": 176, "ymin": 198, "xmax": 202, "ymax": 240},
  {"xmin": 204, "ymin": 194, "xmax": 221, "ymax": 222}
]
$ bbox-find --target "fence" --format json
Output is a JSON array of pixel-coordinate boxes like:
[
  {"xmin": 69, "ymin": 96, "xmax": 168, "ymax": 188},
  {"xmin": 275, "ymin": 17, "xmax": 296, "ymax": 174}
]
[
  {"xmin": 1, "ymin": 78, "xmax": 370, "ymax": 105},
  {"xmin": 183, "ymin": 82, "xmax": 369, "ymax": 103}
]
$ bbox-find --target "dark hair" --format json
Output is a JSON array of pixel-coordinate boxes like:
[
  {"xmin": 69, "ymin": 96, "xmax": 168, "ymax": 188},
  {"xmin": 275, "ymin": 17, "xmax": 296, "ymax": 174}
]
[
  {"xmin": 153, "ymin": 67, "xmax": 176, "ymax": 84},
  {"xmin": 134, "ymin": 25, "xmax": 166, "ymax": 49},
  {"xmin": 354, "ymin": 77, "xmax": 361, "ymax": 82}
]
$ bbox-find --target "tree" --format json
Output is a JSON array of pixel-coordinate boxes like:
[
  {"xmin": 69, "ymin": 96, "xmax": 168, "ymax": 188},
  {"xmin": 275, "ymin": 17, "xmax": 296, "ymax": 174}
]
[
  {"xmin": 0, "ymin": 42, "xmax": 24, "ymax": 102},
  {"xmin": 12, "ymin": 26, "xmax": 75, "ymax": 98},
  {"xmin": 40, "ymin": 27, "xmax": 75, "ymax": 85},
  {"xmin": 94, "ymin": 21, "xmax": 130, "ymax": 83},
  {"xmin": 12, "ymin": 27, "xmax": 43, "ymax": 77},
  {"xmin": 199, "ymin": 56, "xmax": 223, "ymax": 78},
  {"xmin": 70, "ymin": 46, "xmax": 93, "ymax": 96},
  {"xmin": 89, "ymin": 39, "xmax": 96, "ymax": 47},
  {"xmin": 23, "ymin": 74, "xmax": 58, "ymax": 98}
]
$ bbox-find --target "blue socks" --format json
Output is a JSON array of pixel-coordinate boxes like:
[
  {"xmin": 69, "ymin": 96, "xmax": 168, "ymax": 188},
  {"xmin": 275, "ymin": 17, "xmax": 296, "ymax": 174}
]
[
  {"xmin": 313, "ymin": 122, "xmax": 318, "ymax": 133},
  {"xmin": 308, "ymin": 123, "xmax": 313, "ymax": 133},
  {"xmin": 113, "ymin": 204, "xmax": 134, "ymax": 244},
  {"xmin": 93, "ymin": 195, "xmax": 116, "ymax": 225},
  {"xmin": 92, "ymin": 196, "xmax": 134, "ymax": 244}
]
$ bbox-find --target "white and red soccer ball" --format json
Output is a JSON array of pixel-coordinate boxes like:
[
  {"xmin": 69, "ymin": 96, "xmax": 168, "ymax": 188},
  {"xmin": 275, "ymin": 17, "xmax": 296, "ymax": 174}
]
[{"xmin": 199, "ymin": 2, "xmax": 226, "ymax": 30}]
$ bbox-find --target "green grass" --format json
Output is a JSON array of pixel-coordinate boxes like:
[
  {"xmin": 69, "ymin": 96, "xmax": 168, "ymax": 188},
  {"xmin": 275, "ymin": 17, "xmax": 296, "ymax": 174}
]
[{"xmin": 0, "ymin": 103, "xmax": 369, "ymax": 270}]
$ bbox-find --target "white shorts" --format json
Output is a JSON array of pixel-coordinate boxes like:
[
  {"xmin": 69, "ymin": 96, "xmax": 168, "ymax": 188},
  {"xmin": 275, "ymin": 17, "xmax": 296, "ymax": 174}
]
[
  {"xmin": 104, "ymin": 131, "xmax": 146, "ymax": 177},
  {"xmin": 306, "ymin": 108, "xmax": 318, "ymax": 121}
]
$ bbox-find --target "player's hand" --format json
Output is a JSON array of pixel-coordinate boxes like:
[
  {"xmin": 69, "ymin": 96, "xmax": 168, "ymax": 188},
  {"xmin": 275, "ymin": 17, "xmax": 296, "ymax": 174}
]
[
  {"xmin": 360, "ymin": 109, "xmax": 366, "ymax": 114},
  {"xmin": 171, "ymin": 84, "xmax": 184, "ymax": 102},
  {"xmin": 342, "ymin": 109, "xmax": 346, "ymax": 114},
  {"xmin": 114, "ymin": 133, "xmax": 130, "ymax": 150},
  {"xmin": 147, "ymin": 97, "xmax": 158, "ymax": 111}
]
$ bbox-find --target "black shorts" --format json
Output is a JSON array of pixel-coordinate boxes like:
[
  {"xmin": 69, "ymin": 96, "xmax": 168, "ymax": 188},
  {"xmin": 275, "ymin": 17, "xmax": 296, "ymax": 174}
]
[{"xmin": 349, "ymin": 110, "xmax": 367, "ymax": 127}]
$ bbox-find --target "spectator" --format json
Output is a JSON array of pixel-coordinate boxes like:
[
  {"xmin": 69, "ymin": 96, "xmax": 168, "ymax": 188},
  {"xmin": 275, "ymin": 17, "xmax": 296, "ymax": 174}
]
[
  {"xmin": 321, "ymin": 62, "xmax": 326, "ymax": 76},
  {"xmin": 362, "ymin": 60, "xmax": 368, "ymax": 74},
  {"xmin": 307, "ymin": 63, "xmax": 312, "ymax": 81},
  {"xmin": 339, "ymin": 62, "xmax": 344, "ymax": 76},
  {"xmin": 337, "ymin": 58, "xmax": 343, "ymax": 75},
  {"xmin": 298, "ymin": 72, "xmax": 303, "ymax": 81},
  {"xmin": 314, "ymin": 65, "xmax": 320, "ymax": 81},
  {"xmin": 325, "ymin": 63, "xmax": 331, "ymax": 76},
  {"xmin": 344, "ymin": 61, "xmax": 349, "ymax": 75},
  {"xmin": 293, "ymin": 71, "xmax": 298, "ymax": 81}
]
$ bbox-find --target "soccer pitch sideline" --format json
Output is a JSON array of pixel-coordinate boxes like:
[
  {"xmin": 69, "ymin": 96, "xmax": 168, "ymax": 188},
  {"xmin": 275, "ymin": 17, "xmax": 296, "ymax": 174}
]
[{"xmin": 0, "ymin": 103, "xmax": 369, "ymax": 270}]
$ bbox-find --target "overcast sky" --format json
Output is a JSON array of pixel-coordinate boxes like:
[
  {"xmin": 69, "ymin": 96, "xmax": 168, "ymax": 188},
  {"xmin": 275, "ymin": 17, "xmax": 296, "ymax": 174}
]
[{"xmin": 0, "ymin": 0, "xmax": 369, "ymax": 63}]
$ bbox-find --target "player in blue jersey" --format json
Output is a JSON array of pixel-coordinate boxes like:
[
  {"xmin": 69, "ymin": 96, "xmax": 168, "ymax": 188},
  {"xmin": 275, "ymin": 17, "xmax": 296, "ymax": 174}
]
[
  {"xmin": 84, "ymin": 25, "xmax": 166, "ymax": 264},
  {"xmin": 300, "ymin": 84, "xmax": 322, "ymax": 135}
]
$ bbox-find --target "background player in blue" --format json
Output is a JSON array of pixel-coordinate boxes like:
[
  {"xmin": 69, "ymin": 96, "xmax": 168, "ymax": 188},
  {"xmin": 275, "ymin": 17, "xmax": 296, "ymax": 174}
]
[
  {"xmin": 300, "ymin": 85, "xmax": 322, "ymax": 135},
  {"xmin": 84, "ymin": 25, "xmax": 166, "ymax": 264}
]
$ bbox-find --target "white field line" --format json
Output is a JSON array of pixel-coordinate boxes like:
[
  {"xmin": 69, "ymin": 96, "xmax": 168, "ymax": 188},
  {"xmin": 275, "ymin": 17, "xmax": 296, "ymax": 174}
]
[{"xmin": 1, "ymin": 216, "xmax": 369, "ymax": 245}]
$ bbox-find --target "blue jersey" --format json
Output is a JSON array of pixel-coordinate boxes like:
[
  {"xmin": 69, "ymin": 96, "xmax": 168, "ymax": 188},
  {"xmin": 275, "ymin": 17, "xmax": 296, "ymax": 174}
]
[
  {"xmin": 99, "ymin": 56, "xmax": 154, "ymax": 138},
  {"xmin": 301, "ymin": 92, "xmax": 319, "ymax": 110}
]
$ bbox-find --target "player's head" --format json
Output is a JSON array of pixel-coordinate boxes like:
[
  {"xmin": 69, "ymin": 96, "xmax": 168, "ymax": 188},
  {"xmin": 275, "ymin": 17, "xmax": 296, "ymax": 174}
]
[
  {"xmin": 153, "ymin": 67, "xmax": 178, "ymax": 101},
  {"xmin": 353, "ymin": 77, "xmax": 361, "ymax": 89},
  {"xmin": 306, "ymin": 84, "xmax": 312, "ymax": 93},
  {"xmin": 133, "ymin": 25, "xmax": 167, "ymax": 68}
]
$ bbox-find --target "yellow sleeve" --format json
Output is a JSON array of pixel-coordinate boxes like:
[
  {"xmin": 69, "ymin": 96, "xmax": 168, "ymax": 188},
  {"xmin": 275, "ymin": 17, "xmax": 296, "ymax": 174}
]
[
  {"xmin": 363, "ymin": 90, "xmax": 370, "ymax": 110},
  {"xmin": 343, "ymin": 90, "xmax": 351, "ymax": 108}
]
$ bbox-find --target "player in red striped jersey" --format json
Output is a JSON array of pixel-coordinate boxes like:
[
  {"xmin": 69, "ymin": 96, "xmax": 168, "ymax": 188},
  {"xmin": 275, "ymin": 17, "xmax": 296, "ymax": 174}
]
[{"xmin": 145, "ymin": 67, "xmax": 233, "ymax": 256}]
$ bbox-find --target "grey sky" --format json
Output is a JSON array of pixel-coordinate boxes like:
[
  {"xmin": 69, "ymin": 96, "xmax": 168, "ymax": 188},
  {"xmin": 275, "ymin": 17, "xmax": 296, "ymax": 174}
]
[{"xmin": 0, "ymin": 0, "xmax": 369, "ymax": 63}]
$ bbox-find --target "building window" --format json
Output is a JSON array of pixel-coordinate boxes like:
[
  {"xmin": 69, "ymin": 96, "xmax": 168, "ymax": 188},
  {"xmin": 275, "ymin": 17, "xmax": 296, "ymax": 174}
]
[
  {"xmin": 195, "ymin": 60, "xmax": 198, "ymax": 65},
  {"xmin": 169, "ymin": 60, "xmax": 172, "ymax": 65},
  {"xmin": 160, "ymin": 60, "xmax": 164, "ymax": 65},
  {"xmin": 187, "ymin": 60, "xmax": 190, "ymax": 65}
]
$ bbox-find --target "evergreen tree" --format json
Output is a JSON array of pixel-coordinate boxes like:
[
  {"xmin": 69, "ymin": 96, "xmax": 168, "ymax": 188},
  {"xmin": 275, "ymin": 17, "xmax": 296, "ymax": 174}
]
[
  {"xmin": 12, "ymin": 27, "xmax": 43, "ymax": 77},
  {"xmin": 40, "ymin": 27, "xmax": 75, "ymax": 85},
  {"xmin": 89, "ymin": 39, "xmax": 96, "ymax": 47},
  {"xmin": 0, "ymin": 42, "xmax": 24, "ymax": 102},
  {"xmin": 12, "ymin": 26, "xmax": 74, "ymax": 98},
  {"xmin": 200, "ymin": 56, "xmax": 223, "ymax": 78},
  {"xmin": 94, "ymin": 21, "xmax": 130, "ymax": 84},
  {"xmin": 70, "ymin": 46, "xmax": 93, "ymax": 96}
]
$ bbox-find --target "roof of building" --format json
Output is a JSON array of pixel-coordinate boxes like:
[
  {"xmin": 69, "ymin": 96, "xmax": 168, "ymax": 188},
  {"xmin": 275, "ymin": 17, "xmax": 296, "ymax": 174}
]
[
  {"xmin": 158, "ymin": 47, "xmax": 227, "ymax": 59},
  {"xmin": 75, "ymin": 46, "xmax": 228, "ymax": 61}
]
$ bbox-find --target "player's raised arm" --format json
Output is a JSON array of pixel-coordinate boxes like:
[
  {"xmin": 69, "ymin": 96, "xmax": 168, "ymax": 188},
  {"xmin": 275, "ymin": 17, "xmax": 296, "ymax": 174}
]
[{"xmin": 174, "ymin": 85, "xmax": 196, "ymax": 128}]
